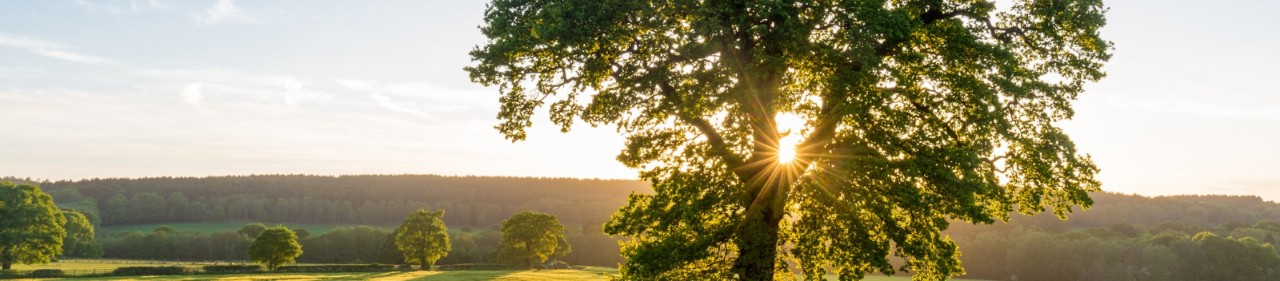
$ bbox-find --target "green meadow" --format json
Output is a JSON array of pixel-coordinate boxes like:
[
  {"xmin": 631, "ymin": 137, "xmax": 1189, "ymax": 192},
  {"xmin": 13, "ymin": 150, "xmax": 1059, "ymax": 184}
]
[{"xmin": 99, "ymin": 223, "xmax": 399, "ymax": 236}]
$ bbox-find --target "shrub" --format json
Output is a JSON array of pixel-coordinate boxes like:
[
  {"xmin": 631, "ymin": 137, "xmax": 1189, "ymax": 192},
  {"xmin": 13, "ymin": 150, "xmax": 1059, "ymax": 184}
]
[
  {"xmin": 30, "ymin": 269, "xmax": 66, "ymax": 277},
  {"xmin": 202, "ymin": 265, "xmax": 263, "ymax": 274},
  {"xmin": 112, "ymin": 266, "xmax": 186, "ymax": 276},
  {"xmin": 0, "ymin": 270, "xmax": 19, "ymax": 278}
]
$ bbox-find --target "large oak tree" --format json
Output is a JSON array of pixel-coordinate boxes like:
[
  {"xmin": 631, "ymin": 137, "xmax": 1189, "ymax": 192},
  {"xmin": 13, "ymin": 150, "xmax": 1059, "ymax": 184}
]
[{"xmin": 468, "ymin": 0, "xmax": 1110, "ymax": 280}]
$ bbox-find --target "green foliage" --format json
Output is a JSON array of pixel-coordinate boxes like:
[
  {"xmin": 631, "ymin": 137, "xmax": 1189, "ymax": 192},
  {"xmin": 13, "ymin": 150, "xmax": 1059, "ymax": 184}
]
[
  {"xmin": 468, "ymin": 0, "xmax": 1111, "ymax": 279},
  {"xmin": 0, "ymin": 181, "xmax": 68, "ymax": 270},
  {"xmin": 33, "ymin": 175, "xmax": 644, "ymax": 227},
  {"xmin": 395, "ymin": 209, "xmax": 451, "ymax": 269},
  {"xmin": 30, "ymin": 268, "xmax": 65, "ymax": 277},
  {"xmin": 499, "ymin": 211, "xmax": 571, "ymax": 269},
  {"xmin": 299, "ymin": 225, "xmax": 392, "ymax": 264},
  {"xmin": 61, "ymin": 210, "xmax": 103, "ymax": 258},
  {"xmin": 378, "ymin": 231, "xmax": 406, "ymax": 264},
  {"xmin": 238, "ymin": 223, "xmax": 267, "ymax": 238},
  {"xmin": 950, "ymin": 216, "xmax": 1280, "ymax": 281},
  {"xmin": 247, "ymin": 226, "xmax": 303, "ymax": 271}
]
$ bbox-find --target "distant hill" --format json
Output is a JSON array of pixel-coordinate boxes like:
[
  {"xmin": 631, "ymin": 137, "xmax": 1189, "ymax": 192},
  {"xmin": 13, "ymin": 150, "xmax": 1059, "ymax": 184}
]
[
  {"xmin": 6, "ymin": 175, "xmax": 1278, "ymax": 231},
  {"xmin": 949, "ymin": 191, "xmax": 1280, "ymax": 238},
  {"xmin": 3, "ymin": 175, "xmax": 648, "ymax": 228}
]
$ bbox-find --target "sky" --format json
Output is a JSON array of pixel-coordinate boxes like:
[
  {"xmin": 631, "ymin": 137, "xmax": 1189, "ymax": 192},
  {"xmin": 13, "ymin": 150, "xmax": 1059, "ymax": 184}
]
[{"xmin": 0, "ymin": 1, "xmax": 1277, "ymax": 201}]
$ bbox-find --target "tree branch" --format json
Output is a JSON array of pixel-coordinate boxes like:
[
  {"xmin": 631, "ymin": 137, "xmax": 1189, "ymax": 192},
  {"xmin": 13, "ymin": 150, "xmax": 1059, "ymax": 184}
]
[{"xmin": 658, "ymin": 81, "xmax": 746, "ymax": 171}]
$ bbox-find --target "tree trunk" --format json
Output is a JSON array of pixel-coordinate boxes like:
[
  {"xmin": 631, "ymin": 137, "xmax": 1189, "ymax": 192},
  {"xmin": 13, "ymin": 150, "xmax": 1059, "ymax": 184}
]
[
  {"xmin": 733, "ymin": 199, "xmax": 783, "ymax": 281},
  {"xmin": 732, "ymin": 167, "xmax": 790, "ymax": 281},
  {"xmin": 2, "ymin": 247, "xmax": 10, "ymax": 270}
]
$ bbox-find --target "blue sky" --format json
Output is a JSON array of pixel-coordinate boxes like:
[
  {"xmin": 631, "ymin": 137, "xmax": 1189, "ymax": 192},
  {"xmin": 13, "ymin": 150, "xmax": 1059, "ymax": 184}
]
[{"xmin": 1, "ymin": 1, "xmax": 1278, "ymax": 201}]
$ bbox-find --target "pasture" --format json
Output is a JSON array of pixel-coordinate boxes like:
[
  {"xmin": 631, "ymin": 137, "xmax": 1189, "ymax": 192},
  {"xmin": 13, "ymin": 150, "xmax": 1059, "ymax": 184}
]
[
  {"xmin": 99, "ymin": 223, "xmax": 398, "ymax": 235},
  {"xmin": 10, "ymin": 260, "xmax": 993, "ymax": 280}
]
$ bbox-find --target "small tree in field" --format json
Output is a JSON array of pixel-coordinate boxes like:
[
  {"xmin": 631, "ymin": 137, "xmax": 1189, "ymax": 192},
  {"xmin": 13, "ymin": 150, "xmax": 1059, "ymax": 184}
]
[
  {"xmin": 395, "ymin": 209, "xmax": 450, "ymax": 270},
  {"xmin": 498, "ymin": 211, "xmax": 571, "ymax": 269},
  {"xmin": 61, "ymin": 211, "xmax": 102, "ymax": 258},
  {"xmin": 0, "ymin": 181, "xmax": 66, "ymax": 270},
  {"xmin": 248, "ymin": 226, "xmax": 302, "ymax": 271}
]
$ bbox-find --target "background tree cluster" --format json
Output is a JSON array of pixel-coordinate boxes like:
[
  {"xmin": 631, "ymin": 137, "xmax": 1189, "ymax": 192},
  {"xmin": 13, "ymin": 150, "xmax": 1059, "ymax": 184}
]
[{"xmin": 951, "ymin": 220, "xmax": 1280, "ymax": 281}]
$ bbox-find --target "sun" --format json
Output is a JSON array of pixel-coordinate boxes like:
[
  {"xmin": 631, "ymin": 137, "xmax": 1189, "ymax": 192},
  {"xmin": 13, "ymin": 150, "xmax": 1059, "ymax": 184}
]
[{"xmin": 777, "ymin": 134, "xmax": 801, "ymax": 163}]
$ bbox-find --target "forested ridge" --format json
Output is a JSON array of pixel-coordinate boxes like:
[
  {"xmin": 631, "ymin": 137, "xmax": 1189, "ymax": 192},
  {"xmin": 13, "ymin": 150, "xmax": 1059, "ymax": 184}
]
[
  {"xmin": 6, "ymin": 175, "xmax": 1280, "ymax": 279},
  {"xmin": 7, "ymin": 175, "xmax": 647, "ymax": 227}
]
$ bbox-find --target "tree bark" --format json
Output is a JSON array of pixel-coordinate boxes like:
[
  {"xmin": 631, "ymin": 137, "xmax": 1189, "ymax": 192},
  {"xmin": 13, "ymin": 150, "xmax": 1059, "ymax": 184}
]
[
  {"xmin": 2, "ymin": 247, "xmax": 10, "ymax": 270},
  {"xmin": 733, "ymin": 181, "xmax": 787, "ymax": 281}
]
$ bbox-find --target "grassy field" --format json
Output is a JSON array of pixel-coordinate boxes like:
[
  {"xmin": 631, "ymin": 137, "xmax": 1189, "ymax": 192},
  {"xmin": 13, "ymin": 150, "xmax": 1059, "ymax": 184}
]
[
  {"xmin": 100, "ymin": 223, "xmax": 399, "ymax": 235},
  {"xmin": 25, "ymin": 268, "xmax": 617, "ymax": 281},
  {"xmin": 11, "ymin": 260, "xmax": 208, "ymax": 271},
  {"xmin": 36, "ymin": 271, "xmax": 989, "ymax": 281},
  {"xmin": 13, "ymin": 260, "xmax": 989, "ymax": 280}
]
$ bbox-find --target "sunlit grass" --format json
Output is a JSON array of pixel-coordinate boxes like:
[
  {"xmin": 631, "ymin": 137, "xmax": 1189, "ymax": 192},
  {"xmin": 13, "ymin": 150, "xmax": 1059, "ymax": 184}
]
[
  {"xmin": 99, "ymin": 222, "xmax": 402, "ymax": 235},
  {"xmin": 37, "ymin": 267, "xmax": 619, "ymax": 280}
]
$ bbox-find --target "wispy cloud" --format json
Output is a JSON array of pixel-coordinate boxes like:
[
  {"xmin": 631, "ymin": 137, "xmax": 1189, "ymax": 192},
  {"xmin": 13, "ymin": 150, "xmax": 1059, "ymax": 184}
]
[
  {"xmin": 335, "ymin": 79, "xmax": 489, "ymax": 107},
  {"xmin": 0, "ymin": 33, "xmax": 116, "ymax": 65},
  {"xmin": 181, "ymin": 83, "xmax": 204, "ymax": 105},
  {"xmin": 74, "ymin": 0, "xmax": 165, "ymax": 14},
  {"xmin": 133, "ymin": 69, "xmax": 331, "ymax": 107},
  {"xmin": 368, "ymin": 93, "xmax": 432, "ymax": 118},
  {"xmin": 335, "ymin": 78, "xmax": 494, "ymax": 119},
  {"xmin": 192, "ymin": 0, "xmax": 256, "ymax": 25},
  {"xmin": 0, "ymin": 33, "xmax": 63, "ymax": 49},
  {"xmin": 34, "ymin": 48, "xmax": 116, "ymax": 64}
]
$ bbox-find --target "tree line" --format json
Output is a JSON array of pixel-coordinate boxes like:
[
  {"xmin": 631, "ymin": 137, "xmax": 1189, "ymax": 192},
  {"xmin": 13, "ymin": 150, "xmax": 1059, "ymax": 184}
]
[
  {"xmin": 940, "ymin": 192, "xmax": 1280, "ymax": 280},
  {"xmin": 12, "ymin": 175, "xmax": 645, "ymax": 227}
]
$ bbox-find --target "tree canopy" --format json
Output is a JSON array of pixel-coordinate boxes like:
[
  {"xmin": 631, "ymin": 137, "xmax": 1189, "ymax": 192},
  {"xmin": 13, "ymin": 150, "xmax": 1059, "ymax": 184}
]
[
  {"xmin": 498, "ymin": 211, "xmax": 571, "ymax": 269},
  {"xmin": 468, "ymin": 0, "xmax": 1110, "ymax": 280},
  {"xmin": 395, "ymin": 209, "xmax": 451, "ymax": 270},
  {"xmin": 239, "ymin": 223, "xmax": 268, "ymax": 239},
  {"xmin": 247, "ymin": 226, "xmax": 303, "ymax": 271},
  {"xmin": 61, "ymin": 211, "xmax": 102, "ymax": 258},
  {"xmin": 0, "ymin": 181, "xmax": 67, "ymax": 270}
]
